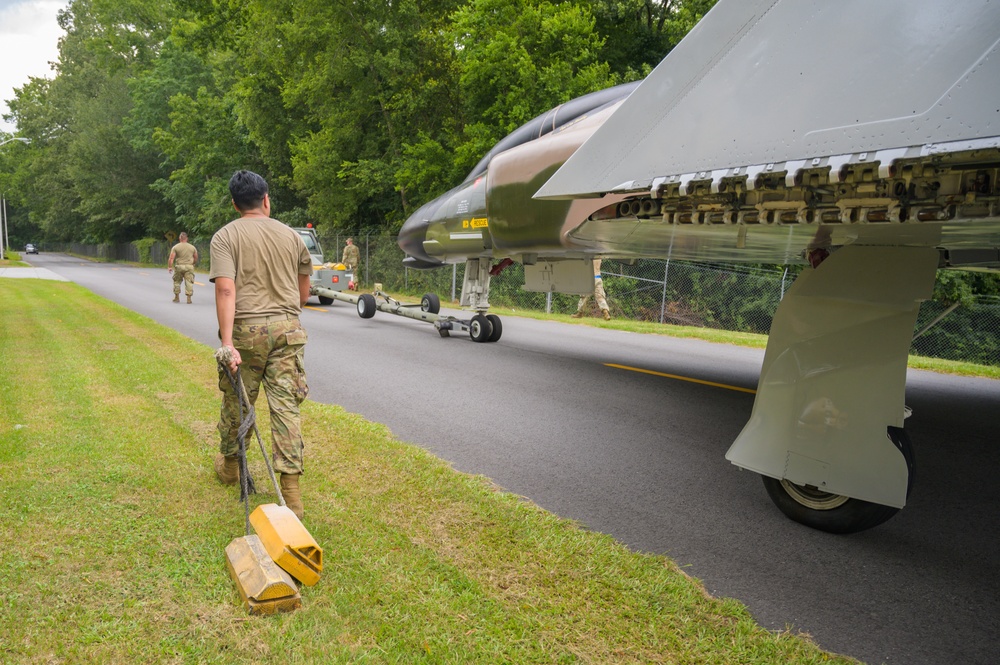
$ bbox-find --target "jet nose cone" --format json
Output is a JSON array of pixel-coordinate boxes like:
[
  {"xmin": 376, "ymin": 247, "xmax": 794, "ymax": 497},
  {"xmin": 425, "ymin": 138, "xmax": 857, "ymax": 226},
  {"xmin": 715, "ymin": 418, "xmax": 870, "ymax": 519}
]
[{"xmin": 398, "ymin": 199, "xmax": 444, "ymax": 268}]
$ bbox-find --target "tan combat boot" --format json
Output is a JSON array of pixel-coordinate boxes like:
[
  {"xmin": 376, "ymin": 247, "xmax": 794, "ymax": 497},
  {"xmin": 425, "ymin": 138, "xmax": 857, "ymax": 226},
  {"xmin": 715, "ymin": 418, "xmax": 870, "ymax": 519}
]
[
  {"xmin": 186, "ymin": 294, "xmax": 192, "ymax": 304},
  {"xmin": 214, "ymin": 453, "xmax": 239, "ymax": 485},
  {"xmin": 571, "ymin": 310, "xmax": 584, "ymax": 319},
  {"xmin": 172, "ymin": 294, "xmax": 180, "ymax": 303},
  {"xmin": 602, "ymin": 309, "xmax": 611, "ymax": 321},
  {"xmin": 280, "ymin": 473, "xmax": 304, "ymax": 520}
]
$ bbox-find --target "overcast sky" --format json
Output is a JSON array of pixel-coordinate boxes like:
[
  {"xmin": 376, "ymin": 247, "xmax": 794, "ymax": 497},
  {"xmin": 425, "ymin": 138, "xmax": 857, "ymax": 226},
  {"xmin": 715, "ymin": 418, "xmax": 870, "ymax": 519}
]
[{"xmin": 0, "ymin": 0, "xmax": 67, "ymax": 134}]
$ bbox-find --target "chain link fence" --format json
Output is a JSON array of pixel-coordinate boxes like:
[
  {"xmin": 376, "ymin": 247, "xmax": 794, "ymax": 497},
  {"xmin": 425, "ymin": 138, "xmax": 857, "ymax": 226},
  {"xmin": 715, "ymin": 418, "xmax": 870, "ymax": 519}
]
[{"xmin": 44, "ymin": 234, "xmax": 1000, "ymax": 367}]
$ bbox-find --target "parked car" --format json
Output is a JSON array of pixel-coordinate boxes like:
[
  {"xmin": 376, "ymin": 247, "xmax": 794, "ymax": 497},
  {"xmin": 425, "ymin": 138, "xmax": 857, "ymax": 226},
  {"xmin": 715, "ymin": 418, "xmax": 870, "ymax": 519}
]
[{"xmin": 24, "ymin": 243, "xmax": 38, "ymax": 254}]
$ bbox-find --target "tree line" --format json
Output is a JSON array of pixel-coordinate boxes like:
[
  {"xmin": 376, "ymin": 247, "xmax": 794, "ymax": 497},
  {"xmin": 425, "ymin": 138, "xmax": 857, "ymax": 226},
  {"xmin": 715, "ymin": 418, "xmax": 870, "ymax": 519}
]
[
  {"xmin": 4, "ymin": 0, "xmax": 996, "ymax": 314},
  {"xmin": 0, "ymin": 0, "xmax": 715, "ymax": 246}
]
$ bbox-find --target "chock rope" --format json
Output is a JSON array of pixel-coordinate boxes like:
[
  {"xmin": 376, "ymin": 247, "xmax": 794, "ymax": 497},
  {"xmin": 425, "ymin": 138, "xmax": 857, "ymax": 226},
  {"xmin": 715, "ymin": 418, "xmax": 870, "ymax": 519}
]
[{"xmin": 215, "ymin": 347, "xmax": 286, "ymax": 535}]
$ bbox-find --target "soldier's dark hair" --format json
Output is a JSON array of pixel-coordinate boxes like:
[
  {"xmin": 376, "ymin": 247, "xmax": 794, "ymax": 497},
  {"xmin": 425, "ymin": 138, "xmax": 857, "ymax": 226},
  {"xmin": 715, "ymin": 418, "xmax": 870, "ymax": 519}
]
[{"xmin": 229, "ymin": 170, "xmax": 269, "ymax": 211}]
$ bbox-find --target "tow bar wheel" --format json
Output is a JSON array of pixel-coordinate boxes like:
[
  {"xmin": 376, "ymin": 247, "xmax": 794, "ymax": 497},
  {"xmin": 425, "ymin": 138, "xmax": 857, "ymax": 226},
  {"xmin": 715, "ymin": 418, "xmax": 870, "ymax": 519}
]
[
  {"xmin": 421, "ymin": 293, "xmax": 441, "ymax": 314},
  {"xmin": 357, "ymin": 293, "xmax": 377, "ymax": 319}
]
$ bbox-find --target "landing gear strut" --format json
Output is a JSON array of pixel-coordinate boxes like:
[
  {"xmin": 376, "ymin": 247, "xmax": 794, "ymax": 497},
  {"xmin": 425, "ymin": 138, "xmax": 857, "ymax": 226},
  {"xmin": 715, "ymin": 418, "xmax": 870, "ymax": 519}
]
[
  {"xmin": 726, "ymin": 245, "xmax": 939, "ymax": 533},
  {"xmin": 442, "ymin": 258, "xmax": 503, "ymax": 343}
]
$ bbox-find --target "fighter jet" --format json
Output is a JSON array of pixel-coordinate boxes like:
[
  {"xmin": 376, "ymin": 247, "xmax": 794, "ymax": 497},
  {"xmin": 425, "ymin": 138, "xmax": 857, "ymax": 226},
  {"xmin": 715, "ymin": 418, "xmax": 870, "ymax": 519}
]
[{"xmin": 398, "ymin": 0, "xmax": 1000, "ymax": 533}]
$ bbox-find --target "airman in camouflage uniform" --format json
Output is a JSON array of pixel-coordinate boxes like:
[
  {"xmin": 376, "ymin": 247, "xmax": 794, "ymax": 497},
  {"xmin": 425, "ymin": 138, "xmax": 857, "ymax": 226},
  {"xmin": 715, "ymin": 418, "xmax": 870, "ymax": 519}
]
[
  {"xmin": 168, "ymin": 232, "xmax": 198, "ymax": 303},
  {"xmin": 342, "ymin": 237, "xmax": 360, "ymax": 290},
  {"xmin": 210, "ymin": 170, "xmax": 313, "ymax": 519}
]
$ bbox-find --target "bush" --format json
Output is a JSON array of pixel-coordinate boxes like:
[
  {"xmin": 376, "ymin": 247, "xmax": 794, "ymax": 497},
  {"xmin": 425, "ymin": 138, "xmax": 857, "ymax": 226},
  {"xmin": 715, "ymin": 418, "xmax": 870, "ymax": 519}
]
[{"xmin": 134, "ymin": 238, "xmax": 158, "ymax": 265}]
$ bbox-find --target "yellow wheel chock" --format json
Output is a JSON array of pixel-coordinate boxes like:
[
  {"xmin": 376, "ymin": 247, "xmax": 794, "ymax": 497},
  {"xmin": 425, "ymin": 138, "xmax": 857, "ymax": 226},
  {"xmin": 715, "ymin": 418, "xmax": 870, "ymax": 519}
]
[
  {"xmin": 250, "ymin": 503, "xmax": 323, "ymax": 587},
  {"xmin": 225, "ymin": 534, "xmax": 302, "ymax": 615}
]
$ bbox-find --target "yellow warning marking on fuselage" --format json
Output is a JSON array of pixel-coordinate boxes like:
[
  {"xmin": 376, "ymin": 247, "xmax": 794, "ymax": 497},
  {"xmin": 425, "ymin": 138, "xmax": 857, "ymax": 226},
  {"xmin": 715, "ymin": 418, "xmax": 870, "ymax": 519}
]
[
  {"xmin": 462, "ymin": 217, "xmax": 488, "ymax": 229},
  {"xmin": 605, "ymin": 363, "xmax": 757, "ymax": 394}
]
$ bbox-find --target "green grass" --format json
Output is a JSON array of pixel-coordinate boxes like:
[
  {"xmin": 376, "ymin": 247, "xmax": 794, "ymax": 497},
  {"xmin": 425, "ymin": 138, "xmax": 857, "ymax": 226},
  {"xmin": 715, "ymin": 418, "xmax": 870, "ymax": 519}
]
[
  {"xmin": 0, "ymin": 279, "xmax": 857, "ymax": 663},
  {"xmin": 1, "ymin": 251, "xmax": 29, "ymax": 266}
]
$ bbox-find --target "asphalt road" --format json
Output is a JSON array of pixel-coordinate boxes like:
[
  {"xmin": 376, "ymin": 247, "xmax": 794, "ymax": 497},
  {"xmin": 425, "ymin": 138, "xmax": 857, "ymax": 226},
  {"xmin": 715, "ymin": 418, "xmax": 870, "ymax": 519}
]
[{"xmin": 22, "ymin": 252, "xmax": 1000, "ymax": 665}]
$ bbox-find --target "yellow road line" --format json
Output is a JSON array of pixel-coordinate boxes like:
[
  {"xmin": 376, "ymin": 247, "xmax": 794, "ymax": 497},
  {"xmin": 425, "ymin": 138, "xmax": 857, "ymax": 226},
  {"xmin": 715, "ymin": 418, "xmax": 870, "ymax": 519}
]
[
  {"xmin": 604, "ymin": 363, "xmax": 757, "ymax": 394},
  {"xmin": 303, "ymin": 305, "xmax": 328, "ymax": 312},
  {"xmin": 194, "ymin": 281, "xmax": 205, "ymax": 286}
]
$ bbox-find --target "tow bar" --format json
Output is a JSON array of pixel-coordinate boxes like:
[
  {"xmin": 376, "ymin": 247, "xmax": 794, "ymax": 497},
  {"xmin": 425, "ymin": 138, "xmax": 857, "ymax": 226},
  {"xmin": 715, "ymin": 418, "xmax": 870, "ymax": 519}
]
[{"xmin": 311, "ymin": 282, "xmax": 502, "ymax": 343}]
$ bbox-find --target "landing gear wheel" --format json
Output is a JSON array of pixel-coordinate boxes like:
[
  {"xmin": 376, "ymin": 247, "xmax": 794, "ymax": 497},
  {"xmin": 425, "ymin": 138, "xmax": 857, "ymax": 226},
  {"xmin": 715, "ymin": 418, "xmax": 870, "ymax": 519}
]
[
  {"xmin": 318, "ymin": 296, "xmax": 333, "ymax": 306},
  {"xmin": 486, "ymin": 314, "xmax": 503, "ymax": 342},
  {"xmin": 421, "ymin": 293, "xmax": 441, "ymax": 314},
  {"xmin": 469, "ymin": 314, "xmax": 493, "ymax": 343},
  {"xmin": 761, "ymin": 427, "xmax": 915, "ymax": 534},
  {"xmin": 357, "ymin": 293, "xmax": 377, "ymax": 319}
]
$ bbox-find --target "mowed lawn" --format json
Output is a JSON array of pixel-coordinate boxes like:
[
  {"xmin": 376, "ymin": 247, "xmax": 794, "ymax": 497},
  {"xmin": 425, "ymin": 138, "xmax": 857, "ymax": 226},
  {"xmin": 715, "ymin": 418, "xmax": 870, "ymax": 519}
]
[{"xmin": 0, "ymin": 278, "xmax": 856, "ymax": 664}]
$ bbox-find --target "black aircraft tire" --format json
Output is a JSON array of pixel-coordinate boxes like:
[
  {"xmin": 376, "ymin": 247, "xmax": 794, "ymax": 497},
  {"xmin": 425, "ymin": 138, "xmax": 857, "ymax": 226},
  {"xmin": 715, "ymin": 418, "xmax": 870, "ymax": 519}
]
[
  {"xmin": 469, "ymin": 314, "xmax": 493, "ymax": 343},
  {"xmin": 761, "ymin": 427, "xmax": 915, "ymax": 535},
  {"xmin": 357, "ymin": 293, "xmax": 377, "ymax": 319},
  {"xmin": 421, "ymin": 293, "xmax": 441, "ymax": 314},
  {"xmin": 486, "ymin": 314, "xmax": 503, "ymax": 342},
  {"xmin": 318, "ymin": 295, "xmax": 334, "ymax": 306}
]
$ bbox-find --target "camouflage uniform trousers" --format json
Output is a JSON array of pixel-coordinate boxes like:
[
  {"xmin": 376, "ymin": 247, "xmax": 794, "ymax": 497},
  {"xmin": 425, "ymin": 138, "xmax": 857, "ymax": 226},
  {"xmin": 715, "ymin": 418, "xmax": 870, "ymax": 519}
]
[
  {"xmin": 345, "ymin": 263, "xmax": 360, "ymax": 290},
  {"xmin": 576, "ymin": 277, "xmax": 609, "ymax": 312},
  {"xmin": 172, "ymin": 264, "xmax": 195, "ymax": 296},
  {"xmin": 217, "ymin": 318, "xmax": 309, "ymax": 475}
]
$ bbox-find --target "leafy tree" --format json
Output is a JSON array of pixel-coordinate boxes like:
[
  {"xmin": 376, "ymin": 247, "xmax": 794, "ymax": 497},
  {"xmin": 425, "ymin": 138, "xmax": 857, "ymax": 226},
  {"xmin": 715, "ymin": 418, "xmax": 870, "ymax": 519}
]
[
  {"xmin": 0, "ymin": 0, "xmax": 727, "ymax": 246},
  {"xmin": 0, "ymin": 135, "xmax": 42, "ymax": 248},
  {"xmin": 932, "ymin": 269, "xmax": 1000, "ymax": 306},
  {"xmin": 150, "ymin": 77, "xmax": 270, "ymax": 236},
  {"xmin": 6, "ymin": 0, "xmax": 176, "ymax": 242},
  {"xmin": 449, "ymin": 0, "xmax": 614, "ymax": 172},
  {"xmin": 237, "ymin": 0, "xmax": 463, "ymax": 233},
  {"xmin": 133, "ymin": 1, "xmax": 300, "ymax": 237},
  {"xmin": 591, "ymin": 0, "xmax": 719, "ymax": 78},
  {"xmin": 5, "ymin": 77, "xmax": 89, "ymax": 241}
]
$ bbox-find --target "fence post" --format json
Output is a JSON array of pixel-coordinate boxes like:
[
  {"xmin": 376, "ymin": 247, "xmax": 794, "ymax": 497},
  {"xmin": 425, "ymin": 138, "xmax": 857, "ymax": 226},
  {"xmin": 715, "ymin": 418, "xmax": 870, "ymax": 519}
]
[
  {"xmin": 546, "ymin": 291, "xmax": 552, "ymax": 314},
  {"xmin": 780, "ymin": 266, "xmax": 788, "ymax": 300},
  {"xmin": 451, "ymin": 264, "xmax": 457, "ymax": 302},
  {"xmin": 659, "ymin": 259, "xmax": 671, "ymax": 324}
]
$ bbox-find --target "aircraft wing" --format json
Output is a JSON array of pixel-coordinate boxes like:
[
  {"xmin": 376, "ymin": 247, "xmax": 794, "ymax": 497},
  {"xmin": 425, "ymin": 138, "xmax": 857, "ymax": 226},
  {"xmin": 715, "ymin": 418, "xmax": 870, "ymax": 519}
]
[{"xmin": 536, "ymin": 0, "xmax": 1000, "ymax": 201}]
